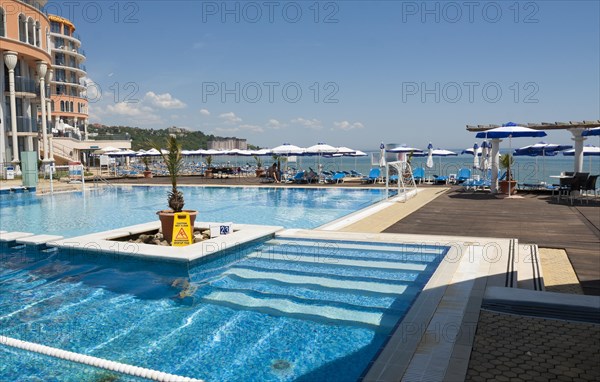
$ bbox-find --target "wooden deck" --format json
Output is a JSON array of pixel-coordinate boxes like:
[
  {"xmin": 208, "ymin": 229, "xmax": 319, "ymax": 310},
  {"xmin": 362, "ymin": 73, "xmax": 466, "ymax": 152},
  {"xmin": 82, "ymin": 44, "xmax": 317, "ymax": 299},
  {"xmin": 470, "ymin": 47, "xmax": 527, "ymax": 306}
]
[{"xmin": 384, "ymin": 188, "xmax": 600, "ymax": 296}]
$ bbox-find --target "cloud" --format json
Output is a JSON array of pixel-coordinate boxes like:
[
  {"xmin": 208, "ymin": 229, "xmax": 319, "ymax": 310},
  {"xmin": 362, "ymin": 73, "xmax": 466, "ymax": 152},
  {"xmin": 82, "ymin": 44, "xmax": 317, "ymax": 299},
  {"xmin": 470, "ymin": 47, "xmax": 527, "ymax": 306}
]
[
  {"xmin": 192, "ymin": 41, "xmax": 206, "ymax": 50},
  {"xmin": 144, "ymin": 91, "xmax": 186, "ymax": 109},
  {"xmin": 266, "ymin": 119, "xmax": 285, "ymax": 129},
  {"xmin": 333, "ymin": 121, "xmax": 365, "ymax": 130},
  {"xmin": 200, "ymin": 108, "xmax": 211, "ymax": 116},
  {"xmin": 106, "ymin": 102, "xmax": 151, "ymax": 116},
  {"xmin": 238, "ymin": 124, "xmax": 265, "ymax": 133},
  {"xmin": 291, "ymin": 117, "xmax": 323, "ymax": 129},
  {"xmin": 213, "ymin": 127, "xmax": 240, "ymax": 134},
  {"xmin": 219, "ymin": 112, "xmax": 242, "ymax": 124}
]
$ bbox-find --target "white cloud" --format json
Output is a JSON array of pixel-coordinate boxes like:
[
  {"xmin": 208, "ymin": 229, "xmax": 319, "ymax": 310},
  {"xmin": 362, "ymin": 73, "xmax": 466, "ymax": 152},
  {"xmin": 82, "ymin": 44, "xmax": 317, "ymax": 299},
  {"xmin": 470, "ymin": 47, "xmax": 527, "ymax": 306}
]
[
  {"xmin": 213, "ymin": 127, "xmax": 240, "ymax": 134},
  {"xmin": 219, "ymin": 112, "xmax": 242, "ymax": 124},
  {"xmin": 144, "ymin": 91, "xmax": 186, "ymax": 109},
  {"xmin": 291, "ymin": 117, "xmax": 323, "ymax": 129},
  {"xmin": 106, "ymin": 102, "xmax": 150, "ymax": 116},
  {"xmin": 239, "ymin": 124, "xmax": 265, "ymax": 133},
  {"xmin": 333, "ymin": 121, "xmax": 365, "ymax": 130},
  {"xmin": 192, "ymin": 41, "xmax": 206, "ymax": 50},
  {"xmin": 266, "ymin": 119, "xmax": 285, "ymax": 129},
  {"xmin": 200, "ymin": 108, "xmax": 211, "ymax": 116}
]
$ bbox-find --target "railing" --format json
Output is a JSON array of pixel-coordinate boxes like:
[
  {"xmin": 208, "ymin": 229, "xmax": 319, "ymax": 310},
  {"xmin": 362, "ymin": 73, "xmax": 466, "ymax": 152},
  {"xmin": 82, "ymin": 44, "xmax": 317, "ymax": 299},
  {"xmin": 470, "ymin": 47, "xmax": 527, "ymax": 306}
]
[
  {"xmin": 4, "ymin": 117, "xmax": 38, "ymax": 133},
  {"xmin": 92, "ymin": 135, "xmax": 131, "ymax": 141},
  {"xmin": 12, "ymin": 76, "xmax": 37, "ymax": 94}
]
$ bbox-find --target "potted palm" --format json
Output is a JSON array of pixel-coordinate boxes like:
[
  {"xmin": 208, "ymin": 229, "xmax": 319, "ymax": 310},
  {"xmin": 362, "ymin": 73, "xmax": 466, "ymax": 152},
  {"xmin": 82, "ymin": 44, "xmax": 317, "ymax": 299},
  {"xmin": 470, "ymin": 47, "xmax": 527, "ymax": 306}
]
[
  {"xmin": 142, "ymin": 156, "xmax": 153, "ymax": 178},
  {"xmin": 154, "ymin": 136, "xmax": 198, "ymax": 244},
  {"xmin": 204, "ymin": 155, "xmax": 213, "ymax": 178},
  {"xmin": 254, "ymin": 155, "xmax": 265, "ymax": 177},
  {"xmin": 499, "ymin": 153, "xmax": 517, "ymax": 195}
]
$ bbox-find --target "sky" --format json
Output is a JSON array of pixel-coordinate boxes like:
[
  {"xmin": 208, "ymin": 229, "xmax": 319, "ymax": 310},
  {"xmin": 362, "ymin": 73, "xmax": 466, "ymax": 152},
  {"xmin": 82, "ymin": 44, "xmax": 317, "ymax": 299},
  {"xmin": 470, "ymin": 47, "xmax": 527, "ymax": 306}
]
[{"xmin": 46, "ymin": 0, "xmax": 600, "ymax": 150}]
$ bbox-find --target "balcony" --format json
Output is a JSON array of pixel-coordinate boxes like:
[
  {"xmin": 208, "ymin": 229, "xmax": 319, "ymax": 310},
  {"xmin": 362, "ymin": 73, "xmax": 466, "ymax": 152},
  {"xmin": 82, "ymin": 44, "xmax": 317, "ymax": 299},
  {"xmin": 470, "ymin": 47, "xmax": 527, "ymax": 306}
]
[
  {"xmin": 4, "ymin": 76, "xmax": 38, "ymax": 97},
  {"xmin": 4, "ymin": 116, "xmax": 38, "ymax": 133}
]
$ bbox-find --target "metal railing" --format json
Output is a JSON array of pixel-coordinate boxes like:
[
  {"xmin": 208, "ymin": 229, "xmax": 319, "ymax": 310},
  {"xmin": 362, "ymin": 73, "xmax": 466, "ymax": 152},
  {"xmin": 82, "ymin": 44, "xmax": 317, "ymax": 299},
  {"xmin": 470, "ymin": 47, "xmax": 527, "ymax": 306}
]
[
  {"xmin": 4, "ymin": 117, "xmax": 37, "ymax": 133},
  {"xmin": 12, "ymin": 76, "xmax": 37, "ymax": 94}
]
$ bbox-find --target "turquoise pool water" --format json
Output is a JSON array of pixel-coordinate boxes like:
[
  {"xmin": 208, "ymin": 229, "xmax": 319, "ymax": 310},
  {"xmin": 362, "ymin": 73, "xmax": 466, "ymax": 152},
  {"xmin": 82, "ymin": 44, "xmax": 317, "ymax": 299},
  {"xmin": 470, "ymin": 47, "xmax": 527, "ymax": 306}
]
[
  {"xmin": 0, "ymin": 186, "xmax": 387, "ymax": 237},
  {"xmin": 0, "ymin": 238, "xmax": 448, "ymax": 381}
]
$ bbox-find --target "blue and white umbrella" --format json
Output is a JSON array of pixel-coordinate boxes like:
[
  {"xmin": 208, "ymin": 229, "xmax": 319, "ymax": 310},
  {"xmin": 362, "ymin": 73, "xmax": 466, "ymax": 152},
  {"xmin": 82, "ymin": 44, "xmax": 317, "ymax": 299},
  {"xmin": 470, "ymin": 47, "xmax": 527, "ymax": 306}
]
[
  {"xmin": 476, "ymin": 122, "xmax": 547, "ymax": 195},
  {"xmin": 426, "ymin": 142, "xmax": 434, "ymax": 169},
  {"xmin": 472, "ymin": 143, "xmax": 480, "ymax": 169},
  {"xmin": 379, "ymin": 142, "xmax": 386, "ymax": 167},
  {"xmin": 582, "ymin": 127, "xmax": 600, "ymax": 137},
  {"xmin": 514, "ymin": 142, "xmax": 572, "ymax": 182},
  {"xmin": 562, "ymin": 145, "xmax": 600, "ymax": 156}
]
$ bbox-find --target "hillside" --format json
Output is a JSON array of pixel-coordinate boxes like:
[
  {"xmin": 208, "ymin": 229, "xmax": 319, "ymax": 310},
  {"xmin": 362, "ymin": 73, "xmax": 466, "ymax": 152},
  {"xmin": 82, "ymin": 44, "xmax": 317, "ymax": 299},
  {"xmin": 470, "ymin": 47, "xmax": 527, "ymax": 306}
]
[{"xmin": 88, "ymin": 124, "xmax": 257, "ymax": 151}]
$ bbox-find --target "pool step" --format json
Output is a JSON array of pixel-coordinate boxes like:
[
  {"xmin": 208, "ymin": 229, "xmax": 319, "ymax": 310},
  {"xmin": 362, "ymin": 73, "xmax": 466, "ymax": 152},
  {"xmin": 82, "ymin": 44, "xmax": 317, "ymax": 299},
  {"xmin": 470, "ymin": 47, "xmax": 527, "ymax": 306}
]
[
  {"xmin": 0, "ymin": 232, "xmax": 34, "ymax": 244},
  {"xmin": 16, "ymin": 235, "xmax": 64, "ymax": 249},
  {"xmin": 203, "ymin": 290, "xmax": 391, "ymax": 327},
  {"xmin": 249, "ymin": 251, "xmax": 427, "ymax": 272},
  {"xmin": 224, "ymin": 268, "xmax": 407, "ymax": 295},
  {"xmin": 265, "ymin": 238, "xmax": 445, "ymax": 255},
  {"xmin": 517, "ymin": 243, "xmax": 545, "ymax": 291}
]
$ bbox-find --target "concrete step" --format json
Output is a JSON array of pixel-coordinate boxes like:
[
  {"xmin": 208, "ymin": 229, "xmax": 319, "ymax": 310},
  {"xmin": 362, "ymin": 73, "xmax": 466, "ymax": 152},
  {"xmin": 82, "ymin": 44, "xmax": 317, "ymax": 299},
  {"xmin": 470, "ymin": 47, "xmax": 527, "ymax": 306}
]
[
  {"xmin": 16, "ymin": 235, "xmax": 64, "ymax": 249},
  {"xmin": 487, "ymin": 238, "xmax": 518, "ymax": 289},
  {"xmin": 516, "ymin": 243, "xmax": 545, "ymax": 291},
  {"xmin": 0, "ymin": 232, "xmax": 35, "ymax": 243}
]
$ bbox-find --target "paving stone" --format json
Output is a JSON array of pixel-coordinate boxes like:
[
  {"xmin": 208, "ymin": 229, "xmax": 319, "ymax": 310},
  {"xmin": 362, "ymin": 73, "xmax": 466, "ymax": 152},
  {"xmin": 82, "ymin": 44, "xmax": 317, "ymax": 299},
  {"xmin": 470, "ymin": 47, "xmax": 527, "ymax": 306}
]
[{"xmin": 465, "ymin": 310, "xmax": 600, "ymax": 382}]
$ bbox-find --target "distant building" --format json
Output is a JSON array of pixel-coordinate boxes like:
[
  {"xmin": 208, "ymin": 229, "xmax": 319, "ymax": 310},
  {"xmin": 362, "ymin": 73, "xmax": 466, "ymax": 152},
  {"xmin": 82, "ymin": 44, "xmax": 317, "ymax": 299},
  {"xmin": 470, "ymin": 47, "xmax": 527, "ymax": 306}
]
[
  {"xmin": 1, "ymin": 0, "xmax": 53, "ymax": 166},
  {"xmin": 208, "ymin": 138, "xmax": 247, "ymax": 150},
  {"xmin": 48, "ymin": 14, "xmax": 88, "ymax": 140},
  {"xmin": 167, "ymin": 126, "xmax": 188, "ymax": 135}
]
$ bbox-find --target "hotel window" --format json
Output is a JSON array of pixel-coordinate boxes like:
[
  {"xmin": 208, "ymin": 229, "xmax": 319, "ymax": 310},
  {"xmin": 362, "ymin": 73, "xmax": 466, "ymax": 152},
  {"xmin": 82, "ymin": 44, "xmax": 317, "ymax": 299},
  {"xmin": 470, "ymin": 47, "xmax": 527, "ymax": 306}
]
[
  {"xmin": 50, "ymin": 21, "xmax": 60, "ymax": 33},
  {"xmin": 27, "ymin": 17, "xmax": 34, "ymax": 45},
  {"xmin": 18, "ymin": 14, "xmax": 26, "ymax": 42},
  {"xmin": 60, "ymin": 101, "xmax": 65, "ymax": 112},
  {"xmin": 64, "ymin": 26, "xmax": 71, "ymax": 37},
  {"xmin": 35, "ymin": 21, "xmax": 41, "ymax": 47},
  {"xmin": 70, "ymin": 101, "xmax": 74, "ymax": 112},
  {"xmin": 51, "ymin": 101, "xmax": 55, "ymax": 112},
  {"xmin": 55, "ymin": 37, "xmax": 64, "ymax": 49},
  {"xmin": 0, "ymin": 7, "xmax": 5, "ymax": 37}
]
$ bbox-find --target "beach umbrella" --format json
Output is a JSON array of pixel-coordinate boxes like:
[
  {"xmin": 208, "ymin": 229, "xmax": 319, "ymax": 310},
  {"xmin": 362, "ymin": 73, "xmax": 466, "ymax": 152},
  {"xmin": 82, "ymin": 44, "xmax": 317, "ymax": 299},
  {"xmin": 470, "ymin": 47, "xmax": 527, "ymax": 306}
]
[
  {"xmin": 387, "ymin": 144, "xmax": 423, "ymax": 162},
  {"xmin": 271, "ymin": 143, "xmax": 305, "ymax": 155},
  {"xmin": 99, "ymin": 146, "xmax": 120, "ymax": 153},
  {"xmin": 379, "ymin": 142, "xmax": 386, "ymax": 167},
  {"xmin": 563, "ymin": 145, "xmax": 600, "ymax": 172},
  {"xmin": 472, "ymin": 143, "xmax": 480, "ymax": 169},
  {"xmin": 431, "ymin": 148, "xmax": 458, "ymax": 176},
  {"xmin": 461, "ymin": 146, "xmax": 482, "ymax": 156},
  {"xmin": 479, "ymin": 141, "xmax": 489, "ymax": 172},
  {"xmin": 349, "ymin": 149, "xmax": 367, "ymax": 172},
  {"xmin": 250, "ymin": 149, "xmax": 272, "ymax": 156},
  {"xmin": 514, "ymin": 142, "xmax": 572, "ymax": 181},
  {"xmin": 426, "ymin": 143, "xmax": 434, "ymax": 169},
  {"xmin": 562, "ymin": 145, "xmax": 600, "ymax": 156},
  {"xmin": 476, "ymin": 122, "xmax": 547, "ymax": 195},
  {"xmin": 582, "ymin": 127, "xmax": 600, "ymax": 136}
]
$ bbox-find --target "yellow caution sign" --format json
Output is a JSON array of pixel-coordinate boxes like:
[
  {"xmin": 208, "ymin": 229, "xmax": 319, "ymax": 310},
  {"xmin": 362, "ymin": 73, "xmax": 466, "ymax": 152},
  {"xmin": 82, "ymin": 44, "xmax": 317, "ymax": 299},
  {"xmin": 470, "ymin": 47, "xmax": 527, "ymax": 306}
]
[{"xmin": 172, "ymin": 212, "xmax": 193, "ymax": 246}]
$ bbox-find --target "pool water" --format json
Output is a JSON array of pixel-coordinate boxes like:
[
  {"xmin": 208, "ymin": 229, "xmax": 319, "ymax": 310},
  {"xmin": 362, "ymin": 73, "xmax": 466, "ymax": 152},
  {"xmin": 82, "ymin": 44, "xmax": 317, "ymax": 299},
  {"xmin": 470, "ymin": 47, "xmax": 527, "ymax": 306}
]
[
  {"xmin": 0, "ymin": 186, "xmax": 387, "ymax": 237},
  {"xmin": 0, "ymin": 238, "xmax": 447, "ymax": 381}
]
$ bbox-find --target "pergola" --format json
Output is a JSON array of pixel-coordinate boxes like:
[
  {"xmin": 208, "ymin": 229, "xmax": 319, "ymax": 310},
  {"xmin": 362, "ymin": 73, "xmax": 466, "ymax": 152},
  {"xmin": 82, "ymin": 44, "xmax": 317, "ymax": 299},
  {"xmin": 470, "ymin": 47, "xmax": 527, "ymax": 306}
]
[{"xmin": 466, "ymin": 120, "xmax": 600, "ymax": 193}]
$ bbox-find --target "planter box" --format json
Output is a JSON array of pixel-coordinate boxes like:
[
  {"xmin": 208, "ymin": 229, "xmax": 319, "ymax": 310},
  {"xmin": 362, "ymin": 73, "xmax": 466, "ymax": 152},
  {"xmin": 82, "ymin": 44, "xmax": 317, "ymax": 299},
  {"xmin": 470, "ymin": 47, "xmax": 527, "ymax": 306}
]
[{"xmin": 499, "ymin": 180, "xmax": 518, "ymax": 195}]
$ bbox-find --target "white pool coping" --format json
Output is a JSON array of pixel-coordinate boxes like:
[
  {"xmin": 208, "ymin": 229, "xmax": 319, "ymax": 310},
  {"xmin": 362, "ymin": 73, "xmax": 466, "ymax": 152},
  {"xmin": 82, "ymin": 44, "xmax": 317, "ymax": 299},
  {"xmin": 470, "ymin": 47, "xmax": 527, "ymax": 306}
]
[{"xmin": 50, "ymin": 221, "xmax": 283, "ymax": 263}]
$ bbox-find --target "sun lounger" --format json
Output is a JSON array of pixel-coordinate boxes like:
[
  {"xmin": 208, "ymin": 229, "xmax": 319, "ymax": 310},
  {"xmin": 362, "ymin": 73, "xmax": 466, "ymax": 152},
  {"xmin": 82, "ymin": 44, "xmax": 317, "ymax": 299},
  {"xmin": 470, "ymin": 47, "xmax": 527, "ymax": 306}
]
[
  {"xmin": 413, "ymin": 168, "xmax": 425, "ymax": 184},
  {"xmin": 325, "ymin": 172, "xmax": 346, "ymax": 184},
  {"xmin": 361, "ymin": 168, "xmax": 381, "ymax": 184},
  {"xmin": 456, "ymin": 168, "xmax": 471, "ymax": 184}
]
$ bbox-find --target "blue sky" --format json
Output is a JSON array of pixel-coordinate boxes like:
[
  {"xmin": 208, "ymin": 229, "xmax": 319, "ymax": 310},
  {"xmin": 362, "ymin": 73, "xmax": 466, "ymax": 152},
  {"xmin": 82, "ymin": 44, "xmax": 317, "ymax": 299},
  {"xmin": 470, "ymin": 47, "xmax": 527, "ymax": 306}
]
[{"xmin": 48, "ymin": 1, "xmax": 600, "ymax": 150}]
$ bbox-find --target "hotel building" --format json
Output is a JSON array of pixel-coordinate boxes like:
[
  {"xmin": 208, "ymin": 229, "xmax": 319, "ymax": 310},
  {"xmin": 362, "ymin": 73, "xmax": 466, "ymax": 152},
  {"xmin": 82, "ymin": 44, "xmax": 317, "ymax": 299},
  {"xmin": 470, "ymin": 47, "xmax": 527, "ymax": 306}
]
[
  {"xmin": 47, "ymin": 13, "xmax": 88, "ymax": 141},
  {"xmin": 1, "ymin": 0, "xmax": 53, "ymax": 168}
]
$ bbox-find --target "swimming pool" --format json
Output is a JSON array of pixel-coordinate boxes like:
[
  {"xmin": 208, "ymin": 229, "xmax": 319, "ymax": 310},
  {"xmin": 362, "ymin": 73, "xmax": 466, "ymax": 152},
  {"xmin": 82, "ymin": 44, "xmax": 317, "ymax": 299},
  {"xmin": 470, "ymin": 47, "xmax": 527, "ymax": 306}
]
[
  {"xmin": 0, "ymin": 186, "xmax": 387, "ymax": 237},
  {"xmin": 0, "ymin": 237, "xmax": 448, "ymax": 381}
]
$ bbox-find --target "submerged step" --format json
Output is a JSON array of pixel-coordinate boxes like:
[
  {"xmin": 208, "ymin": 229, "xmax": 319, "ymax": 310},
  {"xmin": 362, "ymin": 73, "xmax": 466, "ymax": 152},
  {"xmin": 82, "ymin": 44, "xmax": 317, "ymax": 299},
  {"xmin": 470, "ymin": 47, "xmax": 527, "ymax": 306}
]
[
  {"xmin": 0, "ymin": 232, "xmax": 34, "ymax": 243},
  {"xmin": 16, "ymin": 235, "xmax": 64, "ymax": 248},
  {"xmin": 267, "ymin": 239, "xmax": 445, "ymax": 255},
  {"xmin": 203, "ymin": 290, "xmax": 385, "ymax": 326},
  {"xmin": 225, "ymin": 268, "xmax": 407, "ymax": 295},
  {"xmin": 249, "ymin": 251, "xmax": 427, "ymax": 272}
]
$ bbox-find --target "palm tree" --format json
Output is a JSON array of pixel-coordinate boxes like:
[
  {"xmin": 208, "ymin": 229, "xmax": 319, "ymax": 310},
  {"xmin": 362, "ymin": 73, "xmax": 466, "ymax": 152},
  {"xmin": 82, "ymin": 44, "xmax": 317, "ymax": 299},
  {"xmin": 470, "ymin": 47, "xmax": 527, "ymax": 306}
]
[{"xmin": 154, "ymin": 136, "xmax": 184, "ymax": 212}]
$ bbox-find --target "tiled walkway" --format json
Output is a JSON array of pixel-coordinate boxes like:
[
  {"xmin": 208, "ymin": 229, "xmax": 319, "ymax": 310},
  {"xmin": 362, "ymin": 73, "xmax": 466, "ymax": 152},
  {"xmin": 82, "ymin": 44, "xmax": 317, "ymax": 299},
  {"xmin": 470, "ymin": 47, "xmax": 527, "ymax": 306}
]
[{"xmin": 466, "ymin": 310, "xmax": 600, "ymax": 381}]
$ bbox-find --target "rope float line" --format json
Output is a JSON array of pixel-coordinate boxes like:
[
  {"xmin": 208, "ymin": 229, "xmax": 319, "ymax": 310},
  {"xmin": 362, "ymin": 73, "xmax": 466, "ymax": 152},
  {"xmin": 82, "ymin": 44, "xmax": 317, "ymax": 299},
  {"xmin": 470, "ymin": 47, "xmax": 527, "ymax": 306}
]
[{"xmin": 1, "ymin": 336, "xmax": 204, "ymax": 382}]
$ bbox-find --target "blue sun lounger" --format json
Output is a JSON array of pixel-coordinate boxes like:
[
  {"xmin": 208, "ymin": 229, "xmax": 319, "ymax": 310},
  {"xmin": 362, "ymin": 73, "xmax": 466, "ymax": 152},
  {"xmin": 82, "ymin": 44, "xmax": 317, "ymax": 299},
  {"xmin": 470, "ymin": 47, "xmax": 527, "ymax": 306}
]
[{"xmin": 361, "ymin": 168, "xmax": 381, "ymax": 184}]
